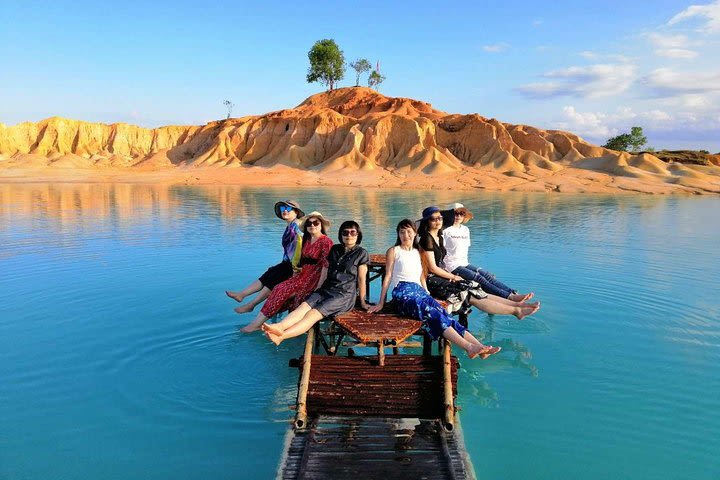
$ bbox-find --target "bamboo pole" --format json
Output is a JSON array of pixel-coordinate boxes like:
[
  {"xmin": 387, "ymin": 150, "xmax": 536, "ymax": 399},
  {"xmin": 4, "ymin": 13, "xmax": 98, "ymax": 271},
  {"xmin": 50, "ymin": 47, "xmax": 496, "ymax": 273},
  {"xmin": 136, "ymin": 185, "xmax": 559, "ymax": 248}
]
[
  {"xmin": 295, "ymin": 327, "xmax": 315, "ymax": 430},
  {"xmin": 443, "ymin": 341, "xmax": 455, "ymax": 431},
  {"xmin": 378, "ymin": 338, "xmax": 385, "ymax": 366}
]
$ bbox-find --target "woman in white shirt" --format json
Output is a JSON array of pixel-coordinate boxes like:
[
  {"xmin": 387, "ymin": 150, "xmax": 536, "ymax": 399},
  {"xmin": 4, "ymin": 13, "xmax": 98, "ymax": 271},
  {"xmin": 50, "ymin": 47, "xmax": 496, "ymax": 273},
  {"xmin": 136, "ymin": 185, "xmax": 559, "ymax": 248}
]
[
  {"xmin": 369, "ymin": 219, "xmax": 501, "ymax": 360},
  {"xmin": 442, "ymin": 203, "xmax": 533, "ymax": 302}
]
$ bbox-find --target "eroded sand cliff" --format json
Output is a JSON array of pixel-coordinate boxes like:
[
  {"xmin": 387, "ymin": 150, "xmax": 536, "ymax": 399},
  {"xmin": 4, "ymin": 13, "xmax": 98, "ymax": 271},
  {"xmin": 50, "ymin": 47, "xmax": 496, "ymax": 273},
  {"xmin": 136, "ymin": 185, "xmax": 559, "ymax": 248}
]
[{"xmin": 2, "ymin": 87, "xmax": 719, "ymax": 194}]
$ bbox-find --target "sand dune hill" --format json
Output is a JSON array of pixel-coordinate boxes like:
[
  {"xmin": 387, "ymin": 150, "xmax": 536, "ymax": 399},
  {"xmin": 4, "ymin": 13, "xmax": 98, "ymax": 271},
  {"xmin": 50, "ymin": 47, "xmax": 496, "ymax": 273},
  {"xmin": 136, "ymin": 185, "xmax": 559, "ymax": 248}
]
[{"xmin": 1, "ymin": 87, "xmax": 719, "ymax": 194}]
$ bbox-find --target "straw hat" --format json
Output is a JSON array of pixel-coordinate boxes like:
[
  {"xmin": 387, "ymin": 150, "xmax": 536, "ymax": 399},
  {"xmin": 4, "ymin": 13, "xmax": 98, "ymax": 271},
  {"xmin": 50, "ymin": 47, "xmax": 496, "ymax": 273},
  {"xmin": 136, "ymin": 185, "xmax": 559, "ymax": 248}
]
[
  {"xmin": 299, "ymin": 211, "xmax": 331, "ymax": 229},
  {"xmin": 447, "ymin": 202, "xmax": 474, "ymax": 221},
  {"xmin": 274, "ymin": 200, "xmax": 304, "ymax": 219}
]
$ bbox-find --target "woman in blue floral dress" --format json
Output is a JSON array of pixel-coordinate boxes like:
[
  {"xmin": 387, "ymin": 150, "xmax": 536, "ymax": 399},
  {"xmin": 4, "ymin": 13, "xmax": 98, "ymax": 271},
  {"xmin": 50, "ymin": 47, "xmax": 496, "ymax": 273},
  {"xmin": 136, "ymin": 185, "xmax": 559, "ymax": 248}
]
[{"xmin": 369, "ymin": 219, "xmax": 501, "ymax": 360}]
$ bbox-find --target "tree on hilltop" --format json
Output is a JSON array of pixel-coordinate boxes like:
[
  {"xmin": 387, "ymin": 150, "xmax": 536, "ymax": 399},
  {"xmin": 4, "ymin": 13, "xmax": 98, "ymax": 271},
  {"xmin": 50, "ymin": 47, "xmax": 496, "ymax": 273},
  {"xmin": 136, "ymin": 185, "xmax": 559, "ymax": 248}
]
[
  {"xmin": 307, "ymin": 39, "xmax": 346, "ymax": 91},
  {"xmin": 603, "ymin": 126, "xmax": 647, "ymax": 152},
  {"xmin": 223, "ymin": 100, "xmax": 234, "ymax": 119},
  {"xmin": 349, "ymin": 59, "xmax": 371, "ymax": 86},
  {"xmin": 368, "ymin": 70, "xmax": 386, "ymax": 90}
]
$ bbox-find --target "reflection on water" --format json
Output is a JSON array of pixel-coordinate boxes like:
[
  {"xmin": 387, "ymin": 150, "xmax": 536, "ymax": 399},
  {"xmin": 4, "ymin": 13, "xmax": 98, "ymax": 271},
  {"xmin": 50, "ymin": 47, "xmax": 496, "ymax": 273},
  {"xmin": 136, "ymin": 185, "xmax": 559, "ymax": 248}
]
[{"xmin": 1, "ymin": 183, "xmax": 719, "ymax": 480}]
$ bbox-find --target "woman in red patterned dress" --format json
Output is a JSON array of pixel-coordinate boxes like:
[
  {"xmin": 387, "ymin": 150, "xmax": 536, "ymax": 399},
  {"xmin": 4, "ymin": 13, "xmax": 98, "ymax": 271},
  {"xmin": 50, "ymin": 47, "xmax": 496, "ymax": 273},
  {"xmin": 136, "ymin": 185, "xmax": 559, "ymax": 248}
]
[{"xmin": 240, "ymin": 212, "xmax": 334, "ymax": 333}]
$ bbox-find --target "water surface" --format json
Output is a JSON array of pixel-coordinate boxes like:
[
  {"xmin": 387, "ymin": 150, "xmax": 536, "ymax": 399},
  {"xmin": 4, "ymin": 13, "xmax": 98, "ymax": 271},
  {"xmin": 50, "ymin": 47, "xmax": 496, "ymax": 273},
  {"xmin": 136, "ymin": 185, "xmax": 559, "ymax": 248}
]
[{"xmin": 1, "ymin": 184, "xmax": 719, "ymax": 479}]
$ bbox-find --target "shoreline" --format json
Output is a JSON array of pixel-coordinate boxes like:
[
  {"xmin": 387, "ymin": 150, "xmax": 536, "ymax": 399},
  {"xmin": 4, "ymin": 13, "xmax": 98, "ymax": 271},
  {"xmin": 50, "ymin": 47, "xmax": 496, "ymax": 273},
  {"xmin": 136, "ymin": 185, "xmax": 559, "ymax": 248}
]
[{"xmin": 1, "ymin": 165, "xmax": 718, "ymax": 195}]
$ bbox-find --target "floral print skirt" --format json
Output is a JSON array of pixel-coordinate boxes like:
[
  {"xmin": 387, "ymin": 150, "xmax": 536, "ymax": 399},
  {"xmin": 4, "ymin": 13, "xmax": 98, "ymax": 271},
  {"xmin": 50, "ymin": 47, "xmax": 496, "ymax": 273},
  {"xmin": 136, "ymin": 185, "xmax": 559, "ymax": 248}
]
[{"xmin": 391, "ymin": 281, "xmax": 467, "ymax": 340}]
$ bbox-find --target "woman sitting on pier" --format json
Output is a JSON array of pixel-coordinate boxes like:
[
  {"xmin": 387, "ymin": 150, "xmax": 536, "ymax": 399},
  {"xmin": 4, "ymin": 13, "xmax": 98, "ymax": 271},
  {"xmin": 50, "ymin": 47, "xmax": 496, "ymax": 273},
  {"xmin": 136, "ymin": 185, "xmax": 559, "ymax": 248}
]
[
  {"xmin": 240, "ymin": 212, "xmax": 334, "ymax": 333},
  {"xmin": 419, "ymin": 206, "xmax": 539, "ymax": 320},
  {"xmin": 263, "ymin": 221, "xmax": 371, "ymax": 345},
  {"xmin": 369, "ymin": 219, "xmax": 501, "ymax": 359},
  {"xmin": 442, "ymin": 202, "xmax": 532, "ymax": 302},
  {"xmin": 226, "ymin": 200, "xmax": 304, "ymax": 314}
]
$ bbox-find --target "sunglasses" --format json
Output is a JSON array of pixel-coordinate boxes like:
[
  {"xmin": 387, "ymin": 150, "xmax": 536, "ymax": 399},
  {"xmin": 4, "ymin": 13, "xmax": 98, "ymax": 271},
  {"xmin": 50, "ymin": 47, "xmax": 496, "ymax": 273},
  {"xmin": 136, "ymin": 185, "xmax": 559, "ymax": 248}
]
[
  {"xmin": 341, "ymin": 230, "xmax": 358, "ymax": 237},
  {"xmin": 279, "ymin": 205, "xmax": 293, "ymax": 213},
  {"xmin": 429, "ymin": 215, "xmax": 443, "ymax": 221},
  {"xmin": 455, "ymin": 211, "xmax": 466, "ymax": 216},
  {"xmin": 306, "ymin": 219, "xmax": 321, "ymax": 227}
]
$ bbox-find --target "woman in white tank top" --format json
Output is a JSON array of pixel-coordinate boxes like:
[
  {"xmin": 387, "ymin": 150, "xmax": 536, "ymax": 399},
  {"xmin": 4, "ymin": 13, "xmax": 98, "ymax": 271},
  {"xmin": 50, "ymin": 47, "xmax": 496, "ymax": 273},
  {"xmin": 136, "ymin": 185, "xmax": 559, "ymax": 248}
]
[{"xmin": 369, "ymin": 219, "xmax": 501, "ymax": 360}]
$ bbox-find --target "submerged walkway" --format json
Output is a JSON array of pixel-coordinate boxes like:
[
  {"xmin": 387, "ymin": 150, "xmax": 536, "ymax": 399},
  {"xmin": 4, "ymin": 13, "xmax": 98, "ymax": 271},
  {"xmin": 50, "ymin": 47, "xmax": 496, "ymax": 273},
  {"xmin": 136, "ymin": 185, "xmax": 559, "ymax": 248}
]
[{"xmin": 278, "ymin": 415, "xmax": 474, "ymax": 479}]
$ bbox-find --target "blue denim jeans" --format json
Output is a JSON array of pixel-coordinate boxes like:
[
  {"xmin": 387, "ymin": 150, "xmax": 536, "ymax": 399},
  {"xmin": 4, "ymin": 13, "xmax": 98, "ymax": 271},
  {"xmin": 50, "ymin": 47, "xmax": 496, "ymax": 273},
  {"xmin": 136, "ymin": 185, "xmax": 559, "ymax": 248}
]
[{"xmin": 452, "ymin": 264, "xmax": 516, "ymax": 298}]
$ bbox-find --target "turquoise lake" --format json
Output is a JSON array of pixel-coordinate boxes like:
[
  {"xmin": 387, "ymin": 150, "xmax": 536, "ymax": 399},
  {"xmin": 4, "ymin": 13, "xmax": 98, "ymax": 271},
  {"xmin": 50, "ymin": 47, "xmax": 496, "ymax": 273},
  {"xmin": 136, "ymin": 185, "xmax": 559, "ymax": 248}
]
[{"xmin": 1, "ymin": 183, "xmax": 719, "ymax": 479}]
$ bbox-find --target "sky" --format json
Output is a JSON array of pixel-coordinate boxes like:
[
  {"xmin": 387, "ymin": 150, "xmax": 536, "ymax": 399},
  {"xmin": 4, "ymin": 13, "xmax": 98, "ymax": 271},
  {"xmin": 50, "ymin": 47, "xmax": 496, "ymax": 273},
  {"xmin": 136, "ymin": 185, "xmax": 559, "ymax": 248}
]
[{"xmin": 1, "ymin": 0, "xmax": 719, "ymax": 151}]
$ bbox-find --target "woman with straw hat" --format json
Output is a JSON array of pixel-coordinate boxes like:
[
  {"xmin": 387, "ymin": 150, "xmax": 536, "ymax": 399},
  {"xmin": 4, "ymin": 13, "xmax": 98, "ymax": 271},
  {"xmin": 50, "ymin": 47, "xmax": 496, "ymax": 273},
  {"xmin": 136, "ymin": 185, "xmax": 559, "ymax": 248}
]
[
  {"xmin": 418, "ymin": 206, "xmax": 539, "ymax": 319},
  {"xmin": 442, "ymin": 202, "xmax": 533, "ymax": 302},
  {"xmin": 262, "ymin": 220, "xmax": 371, "ymax": 345},
  {"xmin": 226, "ymin": 200, "xmax": 305, "ymax": 314},
  {"xmin": 240, "ymin": 212, "xmax": 333, "ymax": 333}
]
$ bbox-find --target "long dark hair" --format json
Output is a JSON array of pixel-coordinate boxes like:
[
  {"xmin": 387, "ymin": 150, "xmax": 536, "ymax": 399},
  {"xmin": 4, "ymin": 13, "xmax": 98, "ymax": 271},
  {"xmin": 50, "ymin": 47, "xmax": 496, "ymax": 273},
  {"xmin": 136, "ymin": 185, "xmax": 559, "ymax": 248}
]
[
  {"xmin": 394, "ymin": 219, "xmax": 427, "ymax": 279},
  {"xmin": 337, "ymin": 220, "xmax": 362, "ymax": 244}
]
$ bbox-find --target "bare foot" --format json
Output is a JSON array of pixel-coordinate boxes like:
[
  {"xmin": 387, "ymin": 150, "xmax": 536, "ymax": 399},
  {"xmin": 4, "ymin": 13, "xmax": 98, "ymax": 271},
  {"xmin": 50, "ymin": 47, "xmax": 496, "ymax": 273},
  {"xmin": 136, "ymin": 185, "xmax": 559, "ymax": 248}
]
[
  {"xmin": 264, "ymin": 330, "xmax": 283, "ymax": 346},
  {"xmin": 240, "ymin": 320, "xmax": 264, "ymax": 334},
  {"xmin": 480, "ymin": 346, "xmax": 502, "ymax": 359},
  {"xmin": 261, "ymin": 323, "xmax": 282, "ymax": 336},
  {"xmin": 226, "ymin": 291, "xmax": 245, "ymax": 303},
  {"xmin": 516, "ymin": 304, "xmax": 540, "ymax": 320},
  {"xmin": 234, "ymin": 304, "xmax": 255, "ymax": 314},
  {"xmin": 468, "ymin": 344, "xmax": 502, "ymax": 359},
  {"xmin": 510, "ymin": 292, "xmax": 534, "ymax": 302}
]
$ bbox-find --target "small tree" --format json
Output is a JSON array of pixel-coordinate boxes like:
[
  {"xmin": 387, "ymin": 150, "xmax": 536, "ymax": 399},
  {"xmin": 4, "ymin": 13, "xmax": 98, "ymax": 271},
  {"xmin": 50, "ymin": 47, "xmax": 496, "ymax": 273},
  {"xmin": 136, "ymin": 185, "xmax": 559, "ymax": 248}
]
[
  {"xmin": 306, "ymin": 39, "xmax": 346, "ymax": 91},
  {"xmin": 223, "ymin": 100, "xmax": 234, "ymax": 120},
  {"xmin": 628, "ymin": 126, "xmax": 647, "ymax": 152},
  {"xmin": 368, "ymin": 70, "xmax": 386, "ymax": 89},
  {"xmin": 349, "ymin": 58, "xmax": 371, "ymax": 86},
  {"xmin": 603, "ymin": 133, "xmax": 631, "ymax": 151},
  {"xmin": 603, "ymin": 126, "xmax": 647, "ymax": 152}
]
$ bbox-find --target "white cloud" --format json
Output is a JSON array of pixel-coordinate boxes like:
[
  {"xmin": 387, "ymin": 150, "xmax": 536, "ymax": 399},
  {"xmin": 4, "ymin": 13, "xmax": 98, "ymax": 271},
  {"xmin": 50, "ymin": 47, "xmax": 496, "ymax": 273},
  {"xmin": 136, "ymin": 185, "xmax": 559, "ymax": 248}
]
[
  {"xmin": 657, "ymin": 48, "xmax": 699, "ymax": 58},
  {"xmin": 532, "ymin": 19, "xmax": 543, "ymax": 27},
  {"xmin": 516, "ymin": 63, "xmax": 637, "ymax": 99},
  {"xmin": 482, "ymin": 43, "xmax": 509, "ymax": 53},
  {"xmin": 645, "ymin": 32, "xmax": 700, "ymax": 58},
  {"xmin": 668, "ymin": 1, "xmax": 720, "ymax": 33},
  {"xmin": 646, "ymin": 33, "xmax": 693, "ymax": 48},
  {"xmin": 554, "ymin": 106, "xmax": 616, "ymax": 137},
  {"xmin": 553, "ymin": 106, "xmax": 674, "ymax": 139},
  {"xmin": 642, "ymin": 68, "xmax": 720, "ymax": 95},
  {"xmin": 579, "ymin": 51, "xmax": 631, "ymax": 62}
]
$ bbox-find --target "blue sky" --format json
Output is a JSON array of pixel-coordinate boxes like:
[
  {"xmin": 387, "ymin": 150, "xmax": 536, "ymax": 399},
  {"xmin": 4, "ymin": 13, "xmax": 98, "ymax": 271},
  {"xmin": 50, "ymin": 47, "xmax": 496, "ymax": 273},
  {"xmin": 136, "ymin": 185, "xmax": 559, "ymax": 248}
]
[{"xmin": 2, "ymin": 0, "xmax": 719, "ymax": 150}]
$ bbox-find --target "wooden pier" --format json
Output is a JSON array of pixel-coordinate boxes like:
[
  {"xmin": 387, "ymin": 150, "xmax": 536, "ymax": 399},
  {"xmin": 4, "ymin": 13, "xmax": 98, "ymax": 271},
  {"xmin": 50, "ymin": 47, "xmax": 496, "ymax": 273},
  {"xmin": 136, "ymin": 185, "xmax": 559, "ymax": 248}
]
[{"xmin": 275, "ymin": 254, "xmax": 476, "ymax": 479}]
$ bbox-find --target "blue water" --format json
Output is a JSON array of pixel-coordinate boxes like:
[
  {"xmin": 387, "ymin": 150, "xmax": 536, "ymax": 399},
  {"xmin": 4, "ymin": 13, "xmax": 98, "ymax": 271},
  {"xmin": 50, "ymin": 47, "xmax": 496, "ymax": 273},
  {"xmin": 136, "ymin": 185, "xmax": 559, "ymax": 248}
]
[{"xmin": 1, "ymin": 184, "xmax": 719, "ymax": 480}]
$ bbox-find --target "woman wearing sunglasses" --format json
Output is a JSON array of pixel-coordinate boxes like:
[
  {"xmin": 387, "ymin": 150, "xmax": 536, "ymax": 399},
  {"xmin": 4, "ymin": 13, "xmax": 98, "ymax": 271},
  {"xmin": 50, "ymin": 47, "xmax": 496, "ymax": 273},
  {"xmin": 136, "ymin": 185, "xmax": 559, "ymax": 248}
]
[
  {"xmin": 226, "ymin": 200, "xmax": 304, "ymax": 314},
  {"xmin": 442, "ymin": 202, "xmax": 532, "ymax": 302},
  {"xmin": 368, "ymin": 219, "xmax": 501, "ymax": 359},
  {"xmin": 240, "ymin": 212, "xmax": 334, "ymax": 333},
  {"xmin": 263, "ymin": 221, "xmax": 370, "ymax": 345},
  {"xmin": 419, "ymin": 206, "xmax": 539, "ymax": 320}
]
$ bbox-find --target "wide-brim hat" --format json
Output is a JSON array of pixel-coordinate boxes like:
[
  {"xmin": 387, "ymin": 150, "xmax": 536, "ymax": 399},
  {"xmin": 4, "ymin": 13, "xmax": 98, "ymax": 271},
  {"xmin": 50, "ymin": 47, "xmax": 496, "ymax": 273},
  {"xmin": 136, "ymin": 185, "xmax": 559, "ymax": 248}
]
[
  {"xmin": 299, "ymin": 211, "xmax": 331, "ymax": 229},
  {"xmin": 274, "ymin": 200, "xmax": 304, "ymax": 219},
  {"xmin": 421, "ymin": 206, "xmax": 441, "ymax": 221},
  {"xmin": 447, "ymin": 202, "xmax": 474, "ymax": 221}
]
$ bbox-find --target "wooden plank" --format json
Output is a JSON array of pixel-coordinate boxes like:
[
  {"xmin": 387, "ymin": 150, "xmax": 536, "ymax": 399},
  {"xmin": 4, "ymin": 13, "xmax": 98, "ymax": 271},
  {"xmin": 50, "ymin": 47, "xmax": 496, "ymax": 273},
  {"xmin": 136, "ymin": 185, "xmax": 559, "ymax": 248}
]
[{"xmin": 277, "ymin": 416, "xmax": 473, "ymax": 479}]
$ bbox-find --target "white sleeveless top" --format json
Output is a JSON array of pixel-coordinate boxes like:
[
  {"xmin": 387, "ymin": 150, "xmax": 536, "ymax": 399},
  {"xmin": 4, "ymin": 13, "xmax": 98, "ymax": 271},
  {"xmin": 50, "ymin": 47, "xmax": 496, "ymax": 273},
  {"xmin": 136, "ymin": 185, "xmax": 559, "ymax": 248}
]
[{"xmin": 389, "ymin": 246, "xmax": 423, "ymax": 292}]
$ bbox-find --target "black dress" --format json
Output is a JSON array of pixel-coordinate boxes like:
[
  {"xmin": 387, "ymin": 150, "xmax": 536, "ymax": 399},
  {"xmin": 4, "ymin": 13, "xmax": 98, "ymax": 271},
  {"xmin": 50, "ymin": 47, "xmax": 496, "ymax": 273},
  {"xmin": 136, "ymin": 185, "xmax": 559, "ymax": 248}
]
[{"xmin": 304, "ymin": 244, "xmax": 370, "ymax": 317}]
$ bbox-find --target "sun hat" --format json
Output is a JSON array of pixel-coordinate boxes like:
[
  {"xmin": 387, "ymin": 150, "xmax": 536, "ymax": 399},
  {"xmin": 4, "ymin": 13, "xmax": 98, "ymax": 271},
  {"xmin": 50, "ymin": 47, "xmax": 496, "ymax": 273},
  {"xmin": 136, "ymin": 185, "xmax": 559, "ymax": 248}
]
[
  {"xmin": 421, "ymin": 206, "xmax": 441, "ymax": 221},
  {"xmin": 274, "ymin": 200, "xmax": 305, "ymax": 219},
  {"xmin": 299, "ymin": 211, "xmax": 331, "ymax": 229},
  {"xmin": 447, "ymin": 202, "xmax": 474, "ymax": 221}
]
